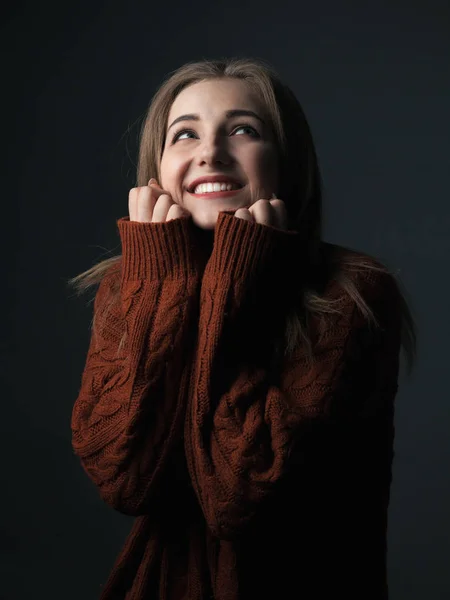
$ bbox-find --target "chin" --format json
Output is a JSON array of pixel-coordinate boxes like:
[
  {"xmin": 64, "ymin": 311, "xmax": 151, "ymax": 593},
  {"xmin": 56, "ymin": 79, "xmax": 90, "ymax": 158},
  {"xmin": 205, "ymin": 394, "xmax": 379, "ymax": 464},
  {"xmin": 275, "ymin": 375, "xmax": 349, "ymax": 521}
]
[
  {"xmin": 190, "ymin": 211, "xmax": 219, "ymax": 231},
  {"xmin": 188, "ymin": 201, "xmax": 250, "ymax": 231}
]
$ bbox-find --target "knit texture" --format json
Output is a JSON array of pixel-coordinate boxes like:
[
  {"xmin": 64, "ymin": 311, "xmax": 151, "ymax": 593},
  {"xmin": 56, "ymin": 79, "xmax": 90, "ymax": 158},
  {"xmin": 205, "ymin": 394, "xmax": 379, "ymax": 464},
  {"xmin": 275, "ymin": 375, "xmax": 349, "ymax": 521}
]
[{"xmin": 71, "ymin": 211, "xmax": 402, "ymax": 599}]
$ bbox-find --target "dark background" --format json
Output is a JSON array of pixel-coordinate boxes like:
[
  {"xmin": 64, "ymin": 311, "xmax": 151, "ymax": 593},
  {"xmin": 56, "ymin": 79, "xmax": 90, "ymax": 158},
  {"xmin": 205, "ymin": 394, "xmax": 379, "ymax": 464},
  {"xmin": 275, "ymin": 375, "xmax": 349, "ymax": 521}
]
[{"xmin": 3, "ymin": 0, "xmax": 449, "ymax": 598}]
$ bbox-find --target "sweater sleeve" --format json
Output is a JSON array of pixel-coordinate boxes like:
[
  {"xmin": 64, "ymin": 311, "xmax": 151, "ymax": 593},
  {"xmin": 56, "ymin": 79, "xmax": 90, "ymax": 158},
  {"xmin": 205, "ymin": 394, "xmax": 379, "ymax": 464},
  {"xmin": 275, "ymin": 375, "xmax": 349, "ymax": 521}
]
[
  {"xmin": 71, "ymin": 215, "xmax": 201, "ymax": 515},
  {"xmin": 184, "ymin": 211, "xmax": 402, "ymax": 540}
]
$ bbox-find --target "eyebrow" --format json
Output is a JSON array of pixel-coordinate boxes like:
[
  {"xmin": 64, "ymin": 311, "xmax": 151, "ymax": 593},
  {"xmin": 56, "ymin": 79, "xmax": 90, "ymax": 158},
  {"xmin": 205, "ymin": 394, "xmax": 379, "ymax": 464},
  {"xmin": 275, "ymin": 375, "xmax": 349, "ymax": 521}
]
[{"xmin": 167, "ymin": 109, "xmax": 266, "ymax": 131}]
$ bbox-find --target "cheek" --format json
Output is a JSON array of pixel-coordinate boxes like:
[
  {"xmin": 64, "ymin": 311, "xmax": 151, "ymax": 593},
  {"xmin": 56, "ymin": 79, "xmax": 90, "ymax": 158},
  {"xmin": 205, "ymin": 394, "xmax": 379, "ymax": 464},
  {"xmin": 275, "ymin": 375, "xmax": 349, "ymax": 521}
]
[
  {"xmin": 252, "ymin": 146, "xmax": 278, "ymax": 188},
  {"xmin": 159, "ymin": 153, "xmax": 171, "ymax": 187},
  {"xmin": 159, "ymin": 154, "xmax": 184, "ymax": 195}
]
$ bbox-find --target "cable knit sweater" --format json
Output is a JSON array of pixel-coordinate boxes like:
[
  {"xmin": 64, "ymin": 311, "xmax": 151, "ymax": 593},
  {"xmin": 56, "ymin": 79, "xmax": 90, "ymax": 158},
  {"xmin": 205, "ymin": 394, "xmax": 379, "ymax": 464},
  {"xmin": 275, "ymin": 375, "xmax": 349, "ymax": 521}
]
[{"xmin": 71, "ymin": 211, "xmax": 402, "ymax": 600}]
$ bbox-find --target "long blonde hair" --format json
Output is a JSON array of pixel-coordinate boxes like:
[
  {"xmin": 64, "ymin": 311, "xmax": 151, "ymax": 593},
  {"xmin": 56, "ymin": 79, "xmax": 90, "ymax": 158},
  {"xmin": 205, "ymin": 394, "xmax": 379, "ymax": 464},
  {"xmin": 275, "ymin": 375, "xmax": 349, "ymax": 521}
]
[{"xmin": 68, "ymin": 57, "xmax": 417, "ymax": 375}]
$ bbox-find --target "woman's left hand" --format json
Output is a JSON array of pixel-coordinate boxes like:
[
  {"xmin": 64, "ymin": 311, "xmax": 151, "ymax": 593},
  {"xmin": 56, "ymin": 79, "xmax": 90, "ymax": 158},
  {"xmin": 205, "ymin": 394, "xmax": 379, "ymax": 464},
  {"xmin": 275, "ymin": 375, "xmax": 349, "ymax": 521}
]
[{"xmin": 234, "ymin": 198, "xmax": 288, "ymax": 231}]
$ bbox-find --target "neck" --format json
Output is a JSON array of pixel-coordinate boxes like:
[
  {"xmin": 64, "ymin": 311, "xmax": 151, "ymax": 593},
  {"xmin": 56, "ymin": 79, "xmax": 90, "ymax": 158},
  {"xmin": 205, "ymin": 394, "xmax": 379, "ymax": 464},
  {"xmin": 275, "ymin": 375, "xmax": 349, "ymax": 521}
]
[{"xmin": 192, "ymin": 224, "xmax": 215, "ymax": 265}]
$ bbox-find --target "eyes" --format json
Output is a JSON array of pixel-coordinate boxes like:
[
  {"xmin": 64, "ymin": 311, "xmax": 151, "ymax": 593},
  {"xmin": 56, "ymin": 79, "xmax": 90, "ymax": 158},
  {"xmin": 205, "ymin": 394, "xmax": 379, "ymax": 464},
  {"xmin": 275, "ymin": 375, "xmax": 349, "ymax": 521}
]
[{"xmin": 170, "ymin": 124, "xmax": 260, "ymax": 145}]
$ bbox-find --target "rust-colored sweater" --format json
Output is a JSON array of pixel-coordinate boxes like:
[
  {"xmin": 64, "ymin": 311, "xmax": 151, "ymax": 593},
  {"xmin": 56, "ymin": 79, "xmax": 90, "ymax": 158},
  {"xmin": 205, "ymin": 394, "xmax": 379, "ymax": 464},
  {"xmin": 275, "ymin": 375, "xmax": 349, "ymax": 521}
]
[{"xmin": 71, "ymin": 211, "xmax": 402, "ymax": 599}]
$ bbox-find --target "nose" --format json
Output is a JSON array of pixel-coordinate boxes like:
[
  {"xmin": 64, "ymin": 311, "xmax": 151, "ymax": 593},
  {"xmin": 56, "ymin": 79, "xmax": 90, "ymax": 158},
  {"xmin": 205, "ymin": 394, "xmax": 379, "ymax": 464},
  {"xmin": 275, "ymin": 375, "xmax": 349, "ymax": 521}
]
[{"xmin": 196, "ymin": 134, "xmax": 232, "ymax": 166}]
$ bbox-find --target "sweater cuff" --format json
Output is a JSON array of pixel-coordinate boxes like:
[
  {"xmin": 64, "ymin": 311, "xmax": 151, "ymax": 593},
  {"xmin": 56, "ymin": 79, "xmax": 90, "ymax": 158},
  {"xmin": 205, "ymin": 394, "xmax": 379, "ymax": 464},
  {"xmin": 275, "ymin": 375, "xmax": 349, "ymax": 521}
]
[
  {"xmin": 117, "ymin": 216, "xmax": 199, "ymax": 281},
  {"xmin": 208, "ymin": 211, "xmax": 303, "ymax": 287}
]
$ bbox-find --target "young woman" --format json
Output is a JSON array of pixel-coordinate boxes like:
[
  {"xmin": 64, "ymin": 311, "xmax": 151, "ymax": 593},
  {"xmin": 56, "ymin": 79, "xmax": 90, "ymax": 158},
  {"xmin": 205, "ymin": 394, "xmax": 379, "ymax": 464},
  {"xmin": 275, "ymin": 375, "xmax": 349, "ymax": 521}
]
[{"xmin": 70, "ymin": 58, "xmax": 417, "ymax": 600}]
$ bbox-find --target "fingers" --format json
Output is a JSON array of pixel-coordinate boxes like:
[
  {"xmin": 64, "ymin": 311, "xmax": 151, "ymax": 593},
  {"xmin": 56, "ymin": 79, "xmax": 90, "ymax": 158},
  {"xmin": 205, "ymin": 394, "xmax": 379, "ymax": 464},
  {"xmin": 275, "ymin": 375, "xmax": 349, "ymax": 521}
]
[
  {"xmin": 269, "ymin": 199, "xmax": 288, "ymax": 230},
  {"xmin": 166, "ymin": 203, "xmax": 188, "ymax": 222},
  {"xmin": 234, "ymin": 207, "xmax": 253, "ymax": 222},
  {"xmin": 237, "ymin": 199, "xmax": 287, "ymax": 230},
  {"xmin": 138, "ymin": 187, "xmax": 155, "ymax": 222},
  {"xmin": 128, "ymin": 179, "xmax": 188, "ymax": 223},
  {"xmin": 251, "ymin": 200, "xmax": 273, "ymax": 227},
  {"xmin": 128, "ymin": 185, "xmax": 159, "ymax": 223},
  {"xmin": 151, "ymin": 193, "xmax": 173, "ymax": 222}
]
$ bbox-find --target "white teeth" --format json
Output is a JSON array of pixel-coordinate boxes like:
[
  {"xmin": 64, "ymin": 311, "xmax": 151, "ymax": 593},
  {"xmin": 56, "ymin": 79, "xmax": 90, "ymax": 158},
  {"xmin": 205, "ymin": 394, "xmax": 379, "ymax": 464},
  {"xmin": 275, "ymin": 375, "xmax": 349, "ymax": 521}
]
[{"xmin": 193, "ymin": 182, "xmax": 241, "ymax": 194}]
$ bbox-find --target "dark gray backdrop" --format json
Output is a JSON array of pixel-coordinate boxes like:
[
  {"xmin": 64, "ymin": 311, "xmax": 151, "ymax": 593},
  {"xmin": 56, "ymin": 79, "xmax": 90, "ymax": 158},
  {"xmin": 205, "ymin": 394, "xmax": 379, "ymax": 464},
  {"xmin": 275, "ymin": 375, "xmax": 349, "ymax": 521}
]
[{"xmin": 4, "ymin": 0, "xmax": 449, "ymax": 598}]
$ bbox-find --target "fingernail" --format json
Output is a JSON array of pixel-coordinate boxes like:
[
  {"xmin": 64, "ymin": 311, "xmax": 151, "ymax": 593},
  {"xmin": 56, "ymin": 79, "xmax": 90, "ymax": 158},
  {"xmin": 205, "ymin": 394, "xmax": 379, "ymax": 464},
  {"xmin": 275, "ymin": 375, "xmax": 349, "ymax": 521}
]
[
  {"xmin": 271, "ymin": 192, "xmax": 277, "ymax": 199},
  {"xmin": 148, "ymin": 178, "xmax": 157, "ymax": 185}
]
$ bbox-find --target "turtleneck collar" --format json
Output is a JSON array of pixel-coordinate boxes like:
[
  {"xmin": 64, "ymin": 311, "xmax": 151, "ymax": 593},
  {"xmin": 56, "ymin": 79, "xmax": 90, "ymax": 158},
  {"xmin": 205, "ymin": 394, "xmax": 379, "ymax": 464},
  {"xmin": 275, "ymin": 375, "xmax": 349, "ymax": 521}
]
[{"xmin": 190, "ymin": 222, "xmax": 215, "ymax": 268}]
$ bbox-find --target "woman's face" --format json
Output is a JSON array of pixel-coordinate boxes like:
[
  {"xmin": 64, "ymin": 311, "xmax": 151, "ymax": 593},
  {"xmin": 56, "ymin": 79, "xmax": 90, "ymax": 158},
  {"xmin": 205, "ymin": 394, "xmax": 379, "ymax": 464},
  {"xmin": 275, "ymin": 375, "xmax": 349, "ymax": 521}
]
[{"xmin": 159, "ymin": 78, "xmax": 279, "ymax": 230}]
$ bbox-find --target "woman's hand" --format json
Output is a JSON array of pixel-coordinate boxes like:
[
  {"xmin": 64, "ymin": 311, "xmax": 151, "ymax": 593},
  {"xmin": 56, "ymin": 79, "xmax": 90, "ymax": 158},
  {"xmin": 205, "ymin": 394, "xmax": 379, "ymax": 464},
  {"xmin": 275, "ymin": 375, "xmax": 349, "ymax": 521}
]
[
  {"xmin": 234, "ymin": 197, "xmax": 288, "ymax": 231},
  {"xmin": 128, "ymin": 178, "xmax": 190, "ymax": 223}
]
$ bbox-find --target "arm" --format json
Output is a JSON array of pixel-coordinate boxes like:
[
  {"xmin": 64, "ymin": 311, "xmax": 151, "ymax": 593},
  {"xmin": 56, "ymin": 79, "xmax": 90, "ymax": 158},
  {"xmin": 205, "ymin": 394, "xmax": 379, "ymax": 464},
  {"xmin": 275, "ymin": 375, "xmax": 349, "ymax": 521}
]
[
  {"xmin": 184, "ymin": 212, "xmax": 402, "ymax": 540},
  {"xmin": 71, "ymin": 216, "xmax": 201, "ymax": 515}
]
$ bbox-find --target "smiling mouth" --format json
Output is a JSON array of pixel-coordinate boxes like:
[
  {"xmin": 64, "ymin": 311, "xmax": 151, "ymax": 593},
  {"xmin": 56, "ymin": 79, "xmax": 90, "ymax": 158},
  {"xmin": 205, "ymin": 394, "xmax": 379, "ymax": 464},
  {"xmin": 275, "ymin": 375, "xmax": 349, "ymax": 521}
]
[
  {"xmin": 188, "ymin": 180, "xmax": 244, "ymax": 192},
  {"xmin": 187, "ymin": 184, "xmax": 245, "ymax": 198}
]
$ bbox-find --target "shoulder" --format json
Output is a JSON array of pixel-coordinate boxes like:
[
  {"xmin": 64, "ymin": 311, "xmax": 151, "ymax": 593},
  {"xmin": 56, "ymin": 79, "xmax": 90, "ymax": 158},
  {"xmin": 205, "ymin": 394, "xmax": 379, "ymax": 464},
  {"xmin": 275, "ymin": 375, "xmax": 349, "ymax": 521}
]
[
  {"xmin": 320, "ymin": 240, "xmax": 391, "ymax": 275},
  {"xmin": 305, "ymin": 241, "xmax": 403, "ymax": 351},
  {"xmin": 99, "ymin": 258, "xmax": 122, "ymax": 288},
  {"xmin": 319, "ymin": 241, "xmax": 401, "ymax": 307},
  {"xmin": 94, "ymin": 259, "xmax": 122, "ymax": 309}
]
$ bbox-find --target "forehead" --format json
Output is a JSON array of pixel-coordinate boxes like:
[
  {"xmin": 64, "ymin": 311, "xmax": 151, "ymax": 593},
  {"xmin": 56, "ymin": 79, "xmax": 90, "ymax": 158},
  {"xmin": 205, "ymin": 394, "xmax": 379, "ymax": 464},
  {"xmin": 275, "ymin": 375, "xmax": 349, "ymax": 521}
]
[{"xmin": 167, "ymin": 78, "xmax": 265, "ymax": 122}]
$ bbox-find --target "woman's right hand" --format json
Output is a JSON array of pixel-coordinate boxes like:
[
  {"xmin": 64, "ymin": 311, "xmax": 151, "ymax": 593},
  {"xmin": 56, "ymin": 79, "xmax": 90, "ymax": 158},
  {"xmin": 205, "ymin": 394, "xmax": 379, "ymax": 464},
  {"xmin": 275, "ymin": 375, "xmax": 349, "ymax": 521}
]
[{"xmin": 129, "ymin": 178, "xmax": 189, "ymax": 223}]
